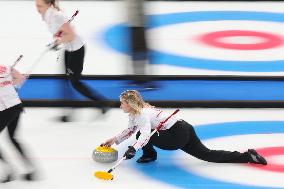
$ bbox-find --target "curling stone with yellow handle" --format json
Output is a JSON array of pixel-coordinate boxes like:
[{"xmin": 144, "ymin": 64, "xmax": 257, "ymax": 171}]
[{"xmin": 92, "ymin": 146, "xmax": 118, "ymax": 163}]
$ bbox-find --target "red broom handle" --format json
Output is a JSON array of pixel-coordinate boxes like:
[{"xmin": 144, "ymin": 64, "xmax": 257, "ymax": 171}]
[
  {"xmin": 54, "ymin": 10, "xmax": 79, "ymax": 37},
  {"xmin": 156, "ymin": 109, "xmax": 180, "ymax": 131}
]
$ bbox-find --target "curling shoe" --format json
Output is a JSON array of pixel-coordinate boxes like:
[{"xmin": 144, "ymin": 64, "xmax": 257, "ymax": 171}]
[
  {"xmin": 248, "ymin": 149, "xmax": 267, "ymax": 165},
  {"xmin": 58, "ymin": 115, "xmax": 71, "ymax": 122},
  {"xmin": 21, "ymin": 171, "xmax": 37, "ymax": 181},
  {"xmin": 136, "ymin": 154, "xmax": 157, "ymax": 163},
  {"xmin": 0, "ymin": 173, "xmax": 15, "ymax": 183}
]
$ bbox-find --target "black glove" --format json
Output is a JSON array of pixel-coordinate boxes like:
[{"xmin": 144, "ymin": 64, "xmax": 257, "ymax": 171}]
[
  {"xmin": 50, "ymin": 44, "xmax": 61, "ymax": 51},
  {"xmin": 123, "ymin": 146, "xmax": 136, "ymax": 159},
  {"xmin": 47, "ymin": 43, "xmax": 60, "ymax": 51}
]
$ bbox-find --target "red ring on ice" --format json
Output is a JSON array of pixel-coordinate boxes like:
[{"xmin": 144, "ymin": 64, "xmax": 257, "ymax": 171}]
[
  {"xmin": 248, "ymin": 146, "xmax": 284, "ymax": 173},
  {"xmin": 199, "ymin": 30, "xmax": 283, "ymax": 50}
]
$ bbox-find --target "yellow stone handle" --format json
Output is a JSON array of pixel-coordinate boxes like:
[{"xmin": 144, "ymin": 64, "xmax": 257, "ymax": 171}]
[{"xmin": 96, "ymin": 146, "xmax": 116, "ymax": 153}]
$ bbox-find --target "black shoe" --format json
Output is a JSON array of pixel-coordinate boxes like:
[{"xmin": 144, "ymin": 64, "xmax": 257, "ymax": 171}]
[
  {"xmin": 248, "ymin": 149, "xmax": 267, "ymax": 165},
  {"xmin": 58, "ymin": 115, "xmax": 71, "ymax": 122},
  {"xmin": 21, "ymin": 171, "xmax": 37, "ymax": 181},
  {"xmin": 0, "ymin": 173, "xmax": 15, "ymax": 183},
  {"xmin": 136, "ymin": 155, "xmax": 157, "ymax": 163},
  {"xmin": 101, "ymin": 107, "xmax": 110, "ymax": 114}
]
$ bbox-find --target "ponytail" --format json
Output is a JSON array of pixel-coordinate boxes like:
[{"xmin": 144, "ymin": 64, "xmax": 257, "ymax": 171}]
[{"xmin": 43, "ymin": 0, "xmax": 60, "ymax": 11}]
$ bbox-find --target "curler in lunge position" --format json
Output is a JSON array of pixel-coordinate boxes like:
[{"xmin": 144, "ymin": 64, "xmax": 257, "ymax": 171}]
[{"xmin": 98, "ymin": 90, "xmax": 267, "ymax": 180}]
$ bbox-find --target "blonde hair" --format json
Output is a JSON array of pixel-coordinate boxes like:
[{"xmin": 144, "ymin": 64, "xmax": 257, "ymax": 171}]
[
  {"xmin": 120, "ymin": 90, "xmax": 153, "ymax": 115},
  {"xmin": 43, "ymin": 0, "xmax": 60, "ymax": 10}
]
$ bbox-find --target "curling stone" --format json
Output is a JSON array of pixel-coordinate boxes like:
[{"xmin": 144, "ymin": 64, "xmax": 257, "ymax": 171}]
[{"xmin": 92, "ymin": 146, "xmax": 118, "ymax": 163}]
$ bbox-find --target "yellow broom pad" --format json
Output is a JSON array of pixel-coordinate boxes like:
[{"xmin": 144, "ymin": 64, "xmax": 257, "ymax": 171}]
[{"xmin": 94, "ymin": 171, "xmax": 113, "ymax": 180}]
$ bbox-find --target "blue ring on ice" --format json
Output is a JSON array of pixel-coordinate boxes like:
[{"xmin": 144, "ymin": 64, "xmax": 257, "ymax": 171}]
[{"xmin": 102, "ymin": 11, "xmax": 284, "ymax": 72}]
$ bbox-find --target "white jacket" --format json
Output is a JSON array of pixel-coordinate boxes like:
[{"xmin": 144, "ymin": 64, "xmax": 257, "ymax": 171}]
[
  {"xmin": 0, "ymin": 65, "xmax": 21, "ymax": 111},
  {"xmin": 115, "ymin": 108, "xmax": 178, "ymax": 150},
  {"xmin": 43, "ymin": 7, "xmax": 84, "ymax": 52}
]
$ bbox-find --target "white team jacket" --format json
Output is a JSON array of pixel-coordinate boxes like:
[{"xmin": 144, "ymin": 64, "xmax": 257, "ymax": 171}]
[
  {"xmin": 115, "ymin": 108, "xmax": 178, "ymax": 150},
  {"xmin": 0, "ymin": 65, "xmax": 21, "ymax": 111},
  {"xmin": 43, "ymin": 7, "xmax": 84, "ymax": 52}
]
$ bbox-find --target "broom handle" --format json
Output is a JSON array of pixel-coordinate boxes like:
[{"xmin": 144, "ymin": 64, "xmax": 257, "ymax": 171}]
[
  {"xmin": 48, "ymin": 10, "xmax": 79, "ymax": 47},
  {"xmin": 11, "ymin": 55, "xmax": 23, "ymax": 68},
  {"xmin": 155, "ymin": 109, "xmax": 180, "ymax": 131},
  {"xmin": 54, "ymin": 10, "xmax": 79, "ymax": 37},
  {"xmin": 107, "ymin": 156, "xmax": 126, "ymax": 173}
]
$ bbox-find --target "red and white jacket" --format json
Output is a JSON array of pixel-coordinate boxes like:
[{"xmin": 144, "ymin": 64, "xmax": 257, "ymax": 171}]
[
  {"xmin": 115, "ymin": 108, "xmax": 178, "ymax": 150},
  {"xmin": 43, "ymin": 7, "xmax": 84, "ymax": 52},
  {"xmin": 0, "ymin": 65, "xmax": 21, "ymax": 111}
]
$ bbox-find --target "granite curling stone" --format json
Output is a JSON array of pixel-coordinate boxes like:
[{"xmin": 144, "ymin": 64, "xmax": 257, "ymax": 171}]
[{"xmin": 93, "ymin": 146, "xmax": 118, "ymax": 163}]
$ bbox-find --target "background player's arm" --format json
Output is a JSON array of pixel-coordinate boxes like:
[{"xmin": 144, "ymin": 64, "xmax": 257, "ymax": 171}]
[
  {"xmin": 11, "ymin": 68, "xmax": 26, "ymax": 86},
  {"xmin": 55, "ymin": 23, "xmax": 75, "ymax": 44}
]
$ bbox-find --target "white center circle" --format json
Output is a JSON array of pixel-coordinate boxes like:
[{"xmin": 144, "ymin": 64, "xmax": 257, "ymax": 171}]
[
  {"xmin": 268, "ymin": 155, "xmax": 284, "ymax": 165},
  {"xmin": 219, "ymin": 36, "xmax": 267, "ymax": 44}
]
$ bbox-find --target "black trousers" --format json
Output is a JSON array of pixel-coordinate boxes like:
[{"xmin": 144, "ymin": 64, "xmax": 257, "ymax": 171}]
[
  {"xmin": 64, "ymin": 45, "xmax": 104, "ymax": 104},
  {"xmin": 0, "ymin": 104, "xmax": 33, "ymax": 167},
  {"xmin": 137, "ymin": 120, "xmax": 250, "ymax": 163}
]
